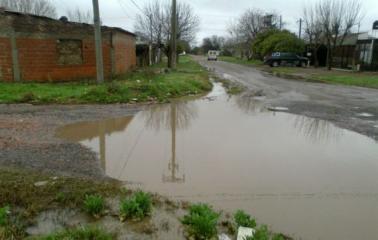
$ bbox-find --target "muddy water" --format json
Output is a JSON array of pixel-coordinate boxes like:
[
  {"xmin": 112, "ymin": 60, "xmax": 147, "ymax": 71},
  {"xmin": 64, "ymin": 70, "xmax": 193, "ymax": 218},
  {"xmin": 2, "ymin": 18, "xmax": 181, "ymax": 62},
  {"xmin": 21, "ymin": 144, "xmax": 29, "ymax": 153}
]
[{"xmin": 57, "ymin": 83, "xmax": 378, "ymax": 240}]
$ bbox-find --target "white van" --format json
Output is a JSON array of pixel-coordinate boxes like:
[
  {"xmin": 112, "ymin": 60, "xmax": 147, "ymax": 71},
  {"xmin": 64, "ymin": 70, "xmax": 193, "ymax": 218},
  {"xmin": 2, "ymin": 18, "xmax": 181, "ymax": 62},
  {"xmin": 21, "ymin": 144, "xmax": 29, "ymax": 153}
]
[{"xmin": 207, "ymin": 50, "xmax": 218, "ymax": 61}]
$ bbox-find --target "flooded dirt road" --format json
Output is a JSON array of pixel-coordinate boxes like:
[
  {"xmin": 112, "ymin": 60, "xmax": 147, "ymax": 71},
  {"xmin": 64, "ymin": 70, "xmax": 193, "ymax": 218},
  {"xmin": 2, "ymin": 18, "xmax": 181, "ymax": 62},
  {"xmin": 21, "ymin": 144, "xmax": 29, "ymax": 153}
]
[
  {"xmin": 195, "ymin": 56, "xmax": 378, "ymax": 141},
  {"xmin": 58, "ymin": 83, "xmax": 378, "ymax": 240}
]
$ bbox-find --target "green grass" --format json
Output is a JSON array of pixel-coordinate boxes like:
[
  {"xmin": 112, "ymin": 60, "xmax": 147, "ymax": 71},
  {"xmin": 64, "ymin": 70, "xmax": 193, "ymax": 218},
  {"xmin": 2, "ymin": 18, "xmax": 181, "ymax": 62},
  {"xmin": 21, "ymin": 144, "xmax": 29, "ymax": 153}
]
[
  {"xmin": 0, "ymin": 206, "xmax": 10, "ymax": 226},
  {"xmin": 119, "ymin": 191, "xmax": 152, "ymax": 221},
  {"xmin": 30, "ymin": 226, "xmax": 113, "ymax": 240},
  {"xmin": 234, "ymin": 210, "xmax": 256, "ymax": 229},
  {"xmin": 181, "ymin": 203, "xmax": 220, "ymax": 240},
  {"xmin": 83, "ymin": 195, "xmax": 105, "ymax": 217},
  {"xmin": 219, "ymin": 56, "xmax": 263, "ymax": 66},
  {"xmin": 244, "ymin": 225, "xmax": 270, "ymax": 240},
  {"xmin": 312, "ymin": 74, "xmax": 378, "ymax": 88},
  {"xmin": 0, "ymin": 56, "xmax": 212, "ymax": 104}
]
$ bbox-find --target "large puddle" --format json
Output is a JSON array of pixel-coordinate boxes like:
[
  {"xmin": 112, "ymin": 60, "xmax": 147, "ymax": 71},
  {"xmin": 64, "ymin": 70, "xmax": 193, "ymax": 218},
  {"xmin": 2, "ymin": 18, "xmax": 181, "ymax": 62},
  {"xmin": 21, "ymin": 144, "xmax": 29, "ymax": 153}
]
[{"xmin": 57, "ymin": 83, "xmax": 378, "ymax": 240}]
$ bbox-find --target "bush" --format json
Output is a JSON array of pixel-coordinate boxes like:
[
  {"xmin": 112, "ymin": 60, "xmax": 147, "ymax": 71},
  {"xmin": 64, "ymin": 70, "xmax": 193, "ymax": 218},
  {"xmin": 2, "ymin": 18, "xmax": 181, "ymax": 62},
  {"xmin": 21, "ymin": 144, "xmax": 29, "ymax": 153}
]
[
  {"xmin": 35, "ymin": 226, "xmax": 113, "ymax": 240},
  {"xmin": 119, "ymin": 191, "xmax": 152, "ymax": 221},
  {"xmin": 272, "ymin": 233, "xmax": 285, "ymax": 240},
  {"xmin": 245, "ymin": 225, "xmax": 270, "ymax": 240},
  {"xmin": 234, "ymin": 210, "xmax": 256, "ymax": 228},
  {"xmin": 0, "ymin": 206, "xmax": 10, "ymax": 226},
  {"xmin": 181, "ymin": 203, "xmax": 220, "ymax": 240},
  {"xmin": 83, "ymin": 195, "xmax": 105, "ymax": 217}
]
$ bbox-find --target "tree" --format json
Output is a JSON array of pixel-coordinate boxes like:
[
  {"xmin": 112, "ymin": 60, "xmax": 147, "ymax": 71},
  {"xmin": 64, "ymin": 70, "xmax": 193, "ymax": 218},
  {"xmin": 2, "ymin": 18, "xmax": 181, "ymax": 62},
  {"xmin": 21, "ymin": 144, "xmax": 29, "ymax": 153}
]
[
  {"xmin": 134, "ymin": 0, "xmax": 199, "ymax": 66},
  {"xmin": 0, "ymin": 0, "xmax": 56, "ymax": 18},
  {"xmin": 66, "ymin": 7, "xmax": 93, "ymax": 24},
  {"xmin": 252, "ymin": 30, "xmax": 305, "ymax": 59},
  {"xmin": 303, "ymin": 3, "xmax": 323, "ymax": 67},
  {"xmin": 228, "ymin": 8, "xmax": 280, "ymax": 59},
  {"xmin": 201, "ymin": 35, "xmax": 225, "ymax": 53},
  {"xmin": 317, "ymin": 0, "xmax": 362, "ymax": 70}
]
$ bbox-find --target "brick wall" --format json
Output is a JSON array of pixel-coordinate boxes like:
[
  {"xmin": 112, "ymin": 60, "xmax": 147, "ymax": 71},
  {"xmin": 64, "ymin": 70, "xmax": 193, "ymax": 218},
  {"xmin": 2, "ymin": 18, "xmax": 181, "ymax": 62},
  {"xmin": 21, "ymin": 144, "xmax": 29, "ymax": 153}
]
[
  {"xmin": 113, "ymin": 32, "xmax": 136, "ymax": 75},
  {"xmin": 0, "ymin": 11, "xmax": 136, "ymax": 82},
  {"xmin": 0, "ymin": 38, "xmax": 13, "ymax": 82}
]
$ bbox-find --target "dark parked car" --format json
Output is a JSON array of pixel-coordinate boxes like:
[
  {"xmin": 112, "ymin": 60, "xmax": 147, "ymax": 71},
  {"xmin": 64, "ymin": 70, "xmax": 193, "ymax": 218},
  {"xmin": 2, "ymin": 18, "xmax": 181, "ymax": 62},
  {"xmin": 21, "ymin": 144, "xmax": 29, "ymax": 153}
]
[{"xmin": 264, "ymin": 52, "xmax": 309, "ymax": 67}]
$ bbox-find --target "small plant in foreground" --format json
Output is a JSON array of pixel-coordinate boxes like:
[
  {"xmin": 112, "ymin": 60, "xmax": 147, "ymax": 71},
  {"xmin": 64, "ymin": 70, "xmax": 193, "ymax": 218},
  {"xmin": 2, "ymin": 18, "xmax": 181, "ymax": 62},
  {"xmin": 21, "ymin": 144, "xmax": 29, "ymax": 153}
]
[
  {"xmin": 234, "ymin": 210, "xmax": 256, "ymax": 228},
  {"xmin": 181, "ymin": 203, "xmax": 220, "ymax": 240},
  {"xmin": 272, "ymin": 233, "xmax": 285, "ymax": 240},
  {"xmin": 83, "ymin": 195, "xmax": 105, "ymax": 217},
  {"xmin": 0, "ymin": 206, "xmax": 10, "ymax": 226},
  {"xmin": 36, "ymin": 226, "xmax": 113, "ymax": 240},
  {"xmin": 244, "ymin": 225, "xmax": 269, "ymax": 240},
  {"xmin": 119, "ymin": 191, "xmax": 152, "ymax": 221}
]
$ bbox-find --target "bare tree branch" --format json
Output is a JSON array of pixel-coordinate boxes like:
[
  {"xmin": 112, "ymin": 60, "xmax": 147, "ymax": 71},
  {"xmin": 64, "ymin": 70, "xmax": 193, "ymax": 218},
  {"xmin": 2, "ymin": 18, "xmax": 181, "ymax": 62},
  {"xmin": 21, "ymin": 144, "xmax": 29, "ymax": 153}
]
[{"xmin": 0, "ymin": 0, "xmax": 57, "ymax": 18}]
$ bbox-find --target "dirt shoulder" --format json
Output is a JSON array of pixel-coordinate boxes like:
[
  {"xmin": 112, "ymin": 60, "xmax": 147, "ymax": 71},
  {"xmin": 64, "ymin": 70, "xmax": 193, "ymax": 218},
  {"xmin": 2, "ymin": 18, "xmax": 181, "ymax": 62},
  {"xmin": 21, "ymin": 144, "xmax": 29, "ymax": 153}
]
[
  {"xmin": 196, "ymin": 56, "xmax": 378, "ymax": 141},
  {"xmin": 0, "ymin": 104, "xmax": 142, "ymax": 178}
]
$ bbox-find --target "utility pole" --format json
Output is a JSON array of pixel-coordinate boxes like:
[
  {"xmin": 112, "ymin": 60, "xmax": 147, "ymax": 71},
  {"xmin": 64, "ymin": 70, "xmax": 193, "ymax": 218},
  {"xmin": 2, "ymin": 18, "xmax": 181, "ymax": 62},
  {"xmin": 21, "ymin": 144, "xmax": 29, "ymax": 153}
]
[
  {"xmin": 92, "ymin": 0, "xmax": 104, "ymax": 83},
  {"xmin": 279, "ymin": 15, "xmax": 282, "ymax": 30},
  {"xmin": 149, "ymin": 14, "xmax": 153, "ymax": 66},
  {"xmin": 169, "ymin": 0, "xmax": 177, "ymax": 69},
  {"xmin": 299, "ymin": 18, "xmax": 303, "ymax": 39}
]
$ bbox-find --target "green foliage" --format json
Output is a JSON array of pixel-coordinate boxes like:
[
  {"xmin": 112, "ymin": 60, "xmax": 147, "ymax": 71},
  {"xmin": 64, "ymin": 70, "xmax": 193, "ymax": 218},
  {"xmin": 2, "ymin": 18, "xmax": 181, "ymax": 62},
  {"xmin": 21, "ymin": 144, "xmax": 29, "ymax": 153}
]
[
  {"xmin": 0, "ymin": 206, "xmax": 10, "ymax": 226},
  {"xmin": 119, "ymin": 191, "xmax": 152, "ymax": 221},
  {"xmin": 252, "ymin": 30, "xmax": 305, "ymax": 58},
  {"xmin": 182, "ymin": 203, "xmax": 220, "ymax": 240},
  {"xmin": 83, "ymin": 195, "xmax": 105, "ymax": 217},
  {"xmin": 32, "ymin": 226, "xmax": 113, "ymax": 240},
  {"xmin": 0, "ymin": 56, "xmax": 211, "ymax": 104},
  {"xmin": 234, "ymin": 210, "xmax": 256, "ymax": 228},
  {"xmin": 244, "ymin": 225, "xmax": 270, "ymax": 240}
]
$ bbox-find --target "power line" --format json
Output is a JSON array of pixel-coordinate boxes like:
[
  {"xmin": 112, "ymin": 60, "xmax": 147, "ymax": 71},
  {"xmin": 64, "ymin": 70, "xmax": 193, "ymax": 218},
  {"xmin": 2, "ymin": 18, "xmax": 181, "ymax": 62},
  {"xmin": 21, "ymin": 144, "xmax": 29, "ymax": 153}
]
[{"xmin": 129, "ymin": 0, "xmax": 144, "ymax": 13}]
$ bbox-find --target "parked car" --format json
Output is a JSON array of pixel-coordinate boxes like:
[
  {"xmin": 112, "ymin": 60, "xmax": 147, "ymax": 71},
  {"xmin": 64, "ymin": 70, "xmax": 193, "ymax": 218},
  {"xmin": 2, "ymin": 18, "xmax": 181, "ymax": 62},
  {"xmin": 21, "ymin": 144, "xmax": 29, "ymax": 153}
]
[
  {"xmin": 264, "ymin": 52, "xmax": 308, "ymax": 67},
  {"xmin": 207, "ymin": 50, "xmax": 218, "ymax": 61}
]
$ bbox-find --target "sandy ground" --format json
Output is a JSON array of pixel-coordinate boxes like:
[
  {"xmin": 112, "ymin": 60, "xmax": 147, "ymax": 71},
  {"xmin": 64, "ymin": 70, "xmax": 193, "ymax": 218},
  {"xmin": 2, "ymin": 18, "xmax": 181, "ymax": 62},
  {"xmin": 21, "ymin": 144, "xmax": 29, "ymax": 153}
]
[{"xmin": 195, "ymin": 56, "xmax": 378, "ymax": 141}]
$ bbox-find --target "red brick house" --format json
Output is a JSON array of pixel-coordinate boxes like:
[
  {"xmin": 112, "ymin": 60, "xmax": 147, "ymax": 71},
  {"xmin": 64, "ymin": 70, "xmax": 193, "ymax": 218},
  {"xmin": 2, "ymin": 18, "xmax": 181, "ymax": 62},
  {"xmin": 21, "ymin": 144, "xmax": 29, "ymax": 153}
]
[{"xmin": 0, "ymin": 9, "xmax": 136, "ymax": 82}]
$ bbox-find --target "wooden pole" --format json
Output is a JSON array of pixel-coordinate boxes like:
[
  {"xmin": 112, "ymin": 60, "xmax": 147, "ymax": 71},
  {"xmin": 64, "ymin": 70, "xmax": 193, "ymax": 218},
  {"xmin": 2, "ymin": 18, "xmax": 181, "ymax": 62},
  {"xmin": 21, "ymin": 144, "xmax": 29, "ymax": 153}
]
[
  {"xmin": 92, "ymin": 0, "xmax": 104, "ymax": 83},
  {"xmin": 169, "ymin": 0, "xmax": 177, "ymax": 69}
]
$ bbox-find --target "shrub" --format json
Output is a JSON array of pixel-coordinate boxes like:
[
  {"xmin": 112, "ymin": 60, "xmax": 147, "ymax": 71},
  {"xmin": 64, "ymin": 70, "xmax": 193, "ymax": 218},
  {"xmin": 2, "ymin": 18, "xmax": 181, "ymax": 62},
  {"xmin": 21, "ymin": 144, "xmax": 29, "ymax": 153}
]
[
  {"xmin": 234, "ymin": 210, "xmax": 256, "ymax": 228},
  {"xmin": 181, "ymin": 203, "xmax": 220, "ymax": 240},
  {"xmin": 83, "ymin": 195, "xmax": 105, "ymax": 217},
  {"xmin": 0, "ymin": 206, "xmax": 10, "ymax": 226},
  {"xmin": 35, "ymin": 226, "xmax": 113, "ymax": 240},
  {"xmin": 245, "ymin": 225, "xmax": 270, "ymax": 240},
  {"xmin": 119, "ymin": 191, "xmax": 152, "ymax": 221}
]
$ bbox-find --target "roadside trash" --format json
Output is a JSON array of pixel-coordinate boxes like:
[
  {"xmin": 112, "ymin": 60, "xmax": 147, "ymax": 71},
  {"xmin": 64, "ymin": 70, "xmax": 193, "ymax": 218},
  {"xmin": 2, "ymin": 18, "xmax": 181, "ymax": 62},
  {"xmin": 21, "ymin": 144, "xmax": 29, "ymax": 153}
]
[
  {"xmin": 34, "ymin": 181, "xmax": 49, "ymax": 187},
  {"xmin": 237, "ymin": 226, "xmax": 255, "ymax": 240},
  {"xmin": 356, "ymin": 113, "xmax": 374, "ymax": 117},
  {"xmin": 268, "ymin": 106, "xmax": 289, "ymax": 112},
  {"xmin": 218, "ymin": 233, "xmax": 231, "ymax": 240}
]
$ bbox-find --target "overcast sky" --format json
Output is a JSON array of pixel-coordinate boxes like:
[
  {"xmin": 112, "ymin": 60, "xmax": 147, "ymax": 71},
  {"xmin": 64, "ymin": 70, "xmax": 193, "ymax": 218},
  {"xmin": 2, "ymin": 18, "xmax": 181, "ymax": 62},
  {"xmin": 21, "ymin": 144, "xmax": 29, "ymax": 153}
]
[{"xmin": 52, "ymin": 0, "xmax": 378, "ymax": 45}]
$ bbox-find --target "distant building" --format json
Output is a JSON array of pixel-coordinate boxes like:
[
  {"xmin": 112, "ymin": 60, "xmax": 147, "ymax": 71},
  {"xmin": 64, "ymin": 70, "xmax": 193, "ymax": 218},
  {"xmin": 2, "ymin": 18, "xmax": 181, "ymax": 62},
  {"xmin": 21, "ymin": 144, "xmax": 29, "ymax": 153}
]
[{"xmin": 0, "ymin": 8, "xmax": 136, "ymax": 82}]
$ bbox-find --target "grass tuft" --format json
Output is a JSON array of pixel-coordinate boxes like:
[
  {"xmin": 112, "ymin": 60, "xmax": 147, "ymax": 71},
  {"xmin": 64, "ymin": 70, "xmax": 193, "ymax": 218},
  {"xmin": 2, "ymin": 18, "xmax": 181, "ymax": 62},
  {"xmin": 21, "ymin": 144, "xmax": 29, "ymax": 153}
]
[
  {"xmin": 234, "ymin": 210, "xmax": 256, "ymax": 228},
  {"xmin": 119, "ymin": 191, "xmax": 152, "ymax": 221},
  {"xmin": 83, "ymin": 195, "xmax": 105, "ymax": 217},
  {"xmin": 181, "ymin": 203, "xmax": 220, "ymax": 240}
]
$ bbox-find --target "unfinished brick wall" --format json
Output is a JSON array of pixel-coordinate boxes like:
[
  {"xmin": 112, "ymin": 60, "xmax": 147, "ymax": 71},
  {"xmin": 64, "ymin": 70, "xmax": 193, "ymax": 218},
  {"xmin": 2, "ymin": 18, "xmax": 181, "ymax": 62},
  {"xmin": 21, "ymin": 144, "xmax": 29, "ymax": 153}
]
[
  {"xmin": 15, "ymin": 38, "xmax": 113, "ymax": 82},
  {"xmin": 0, "ymin": 11, "xmax": 136, "ymax": 82},
  {"xmin": 0, "ymin": 38, "xmax": 13, "ymax": 82},
  {"xmin": 113, "ymin": 32, "xmax": 136, "ymax": 75}
]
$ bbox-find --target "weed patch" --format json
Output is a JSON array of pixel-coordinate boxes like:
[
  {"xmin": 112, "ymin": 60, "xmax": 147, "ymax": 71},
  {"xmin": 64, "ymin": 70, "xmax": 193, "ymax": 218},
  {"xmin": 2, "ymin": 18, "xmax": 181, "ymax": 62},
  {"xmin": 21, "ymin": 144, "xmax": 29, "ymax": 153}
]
[
  {"xmin": 83, "ymin": 195, "xmax": 105, "ymax": 217},
  {"xmin": 119, "ymin": 191, "xmax": 152, "ymax": 221},
  {"xmin": 234, "ymin": 210, "xmax": 256, "ymax": 228},
  {"xmin": 182, "ymin": 203, "xmax": 220, "ymax": 240}
]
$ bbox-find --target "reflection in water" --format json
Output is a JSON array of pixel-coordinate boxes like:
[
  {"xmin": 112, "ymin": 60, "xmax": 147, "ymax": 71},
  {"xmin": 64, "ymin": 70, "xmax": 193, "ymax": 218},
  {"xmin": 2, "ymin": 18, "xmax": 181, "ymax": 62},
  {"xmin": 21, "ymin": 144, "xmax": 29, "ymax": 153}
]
[
  {"xmin": 234, "ymin": 93, "xmax": 265, "ymax": 115},
  {"xmin": 293, "ymin": 115, "xmax": 342, "ymax": 143},
  {"xmin": 56, "ymin": 83, "xmax": 378, "ymax": 240},
  {"xmin": 143, "ymin": 102, "xmax": 198, "ymax": 183},
  {"xmin": 56, "ymin": 117, "xmax": 133, "ymax": 170}
]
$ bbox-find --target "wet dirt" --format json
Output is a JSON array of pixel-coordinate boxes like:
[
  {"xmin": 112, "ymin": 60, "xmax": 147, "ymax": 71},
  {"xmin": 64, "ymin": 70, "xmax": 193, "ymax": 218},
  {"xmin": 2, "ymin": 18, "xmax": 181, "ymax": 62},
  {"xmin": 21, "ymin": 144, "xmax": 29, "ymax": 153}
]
[{"xmin": 57, "ymin": 83, "xmax": 378, "ymax": 240}]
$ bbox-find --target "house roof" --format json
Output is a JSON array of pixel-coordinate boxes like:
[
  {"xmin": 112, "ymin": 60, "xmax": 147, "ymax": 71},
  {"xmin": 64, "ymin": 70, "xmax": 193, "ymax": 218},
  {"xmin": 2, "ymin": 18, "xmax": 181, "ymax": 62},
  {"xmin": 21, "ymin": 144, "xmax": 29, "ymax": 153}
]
[{"xmin": 0, "ymin": 9, "xmax": 136, "ymax": 37}]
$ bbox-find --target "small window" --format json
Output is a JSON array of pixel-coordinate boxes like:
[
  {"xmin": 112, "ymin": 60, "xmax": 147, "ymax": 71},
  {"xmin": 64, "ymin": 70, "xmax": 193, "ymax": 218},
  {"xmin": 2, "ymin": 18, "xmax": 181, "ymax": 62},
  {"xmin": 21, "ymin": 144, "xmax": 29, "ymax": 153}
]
[{"xmin": 57, "ymin": 39, "xmax": 83, "ymax": 65}]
